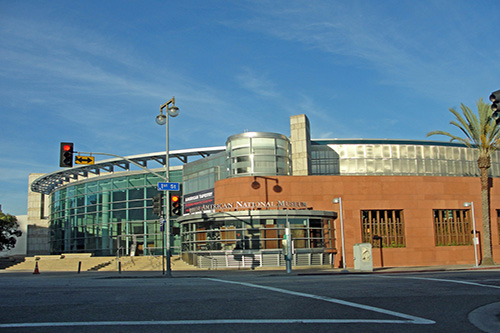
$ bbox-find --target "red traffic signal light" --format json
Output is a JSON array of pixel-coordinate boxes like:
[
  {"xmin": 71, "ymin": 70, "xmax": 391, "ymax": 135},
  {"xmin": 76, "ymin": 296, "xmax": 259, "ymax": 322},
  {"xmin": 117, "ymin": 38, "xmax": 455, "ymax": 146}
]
[
  {"xmin": 170, "ymin": 194, "xmax": 181, "ymax": 217},
  {"xmin": 59, "ymin": 142, "xmax": 74, "ymax": 167}
]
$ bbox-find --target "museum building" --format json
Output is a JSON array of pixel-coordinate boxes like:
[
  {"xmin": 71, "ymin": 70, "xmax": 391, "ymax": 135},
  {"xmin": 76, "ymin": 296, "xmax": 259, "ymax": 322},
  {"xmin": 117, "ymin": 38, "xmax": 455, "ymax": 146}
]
[{"xmin": 28, "ymin": 114, "xmax": 500, "ymax": 269}]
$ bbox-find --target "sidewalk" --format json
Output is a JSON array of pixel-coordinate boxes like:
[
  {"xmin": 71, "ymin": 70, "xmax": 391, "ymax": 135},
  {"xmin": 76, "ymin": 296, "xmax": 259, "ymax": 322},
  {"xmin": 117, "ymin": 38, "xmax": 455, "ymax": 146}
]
[
  {"xmin": 362, "ymin": 263, "xmax": 500, "ymax": 274},
  {"xmin": 2, "ymin": 253, "xmax": 499, "ymax": 276},
  {"xmin": 21, "ymin": 263, "xmax": 497, "ymax": 278}
]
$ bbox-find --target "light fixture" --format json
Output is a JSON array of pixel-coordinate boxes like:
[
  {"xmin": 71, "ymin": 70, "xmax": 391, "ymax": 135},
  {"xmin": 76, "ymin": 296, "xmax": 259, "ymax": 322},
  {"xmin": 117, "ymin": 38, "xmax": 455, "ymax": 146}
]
[
  {"xmin": 157, "ymin": 97, "xmax": 179, "ymax": 125},
  {"xmin": 463, "ymin": 201, "xmax": 479, "ymax": 267},
  {"xmin": 333, "ymin": 197, "xmax": 348, "ymax": 272},
  {"xmin": 155, "ymin": 113, "xmax": 167, "ymax": 125},
  {"xmin": 168, "ymin": 105, "xmax": 179, "ymax": 117}
]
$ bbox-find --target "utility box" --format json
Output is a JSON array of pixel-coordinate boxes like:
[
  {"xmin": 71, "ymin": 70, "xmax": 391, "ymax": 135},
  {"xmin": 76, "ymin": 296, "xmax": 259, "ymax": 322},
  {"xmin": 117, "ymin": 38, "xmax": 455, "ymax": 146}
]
[{"xmin": 353, "ymin": 243, "xmax": 373, "ymax": 272}]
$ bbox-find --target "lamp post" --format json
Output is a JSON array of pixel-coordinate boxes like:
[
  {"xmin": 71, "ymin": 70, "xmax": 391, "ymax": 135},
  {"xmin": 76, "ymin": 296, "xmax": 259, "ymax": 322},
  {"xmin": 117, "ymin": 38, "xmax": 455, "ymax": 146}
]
[
  {"xmin": 156, "ymin": 97, "xmax": 180, "ymax": 277},
  {"xmin": 463, "ymin": 201, "xmax": 479, "ymax": 267},
  {"xmin": 333, "ymin": 197, "xmax": 348, "ymax": 272}
]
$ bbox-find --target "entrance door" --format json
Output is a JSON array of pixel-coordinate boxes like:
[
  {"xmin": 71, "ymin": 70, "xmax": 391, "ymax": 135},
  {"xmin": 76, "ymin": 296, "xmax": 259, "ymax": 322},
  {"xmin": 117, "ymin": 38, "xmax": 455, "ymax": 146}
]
[{"xmin": 117, "ymin": 234, "xmax": 146, "ymax": 256}]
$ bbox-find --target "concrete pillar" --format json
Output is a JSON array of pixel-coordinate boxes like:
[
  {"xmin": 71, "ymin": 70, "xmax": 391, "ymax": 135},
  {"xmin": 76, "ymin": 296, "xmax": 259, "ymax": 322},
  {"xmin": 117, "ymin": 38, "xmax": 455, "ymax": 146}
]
[
  {"xmin": 290, "ymin": 114, "xmax": 312, "ymax": 176},
  {"xmin": 26, "ymin": 174, "xmax": 50, "ymax": 255}
]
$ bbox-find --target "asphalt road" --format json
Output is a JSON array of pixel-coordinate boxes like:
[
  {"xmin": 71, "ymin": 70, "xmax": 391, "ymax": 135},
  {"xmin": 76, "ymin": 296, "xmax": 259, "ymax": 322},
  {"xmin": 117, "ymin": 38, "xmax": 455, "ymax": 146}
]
[{"xmin": 1, "ymin": 269, "xmax": 500, "ymax": 332}]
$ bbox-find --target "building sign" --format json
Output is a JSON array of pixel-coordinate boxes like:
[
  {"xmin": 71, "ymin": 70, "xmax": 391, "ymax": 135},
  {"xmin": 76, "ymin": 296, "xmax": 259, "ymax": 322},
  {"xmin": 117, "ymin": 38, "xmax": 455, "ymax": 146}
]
[
  {"xmin": 208, "ymin": 200, "xmax": 308, "ymax": 211},
  {"xmin": 183, "ymin": 189, "xmax": 215, "ymax": 215},
  {"xmin": 184, "ymin": 189, "xmax": 309, "ymax": 215},
  {"xmin": 187, "ymin": 200, "xmax": 308, "ymax": 216}
]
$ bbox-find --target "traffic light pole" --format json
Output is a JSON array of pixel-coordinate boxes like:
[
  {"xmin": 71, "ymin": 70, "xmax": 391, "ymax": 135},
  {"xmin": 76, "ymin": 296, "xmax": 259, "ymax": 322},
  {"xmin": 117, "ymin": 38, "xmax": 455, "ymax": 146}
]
[
  {"xmin": 164, "ymin": 109, "xmax": 172, "ymax": 278},
  {"xmin": 157, "ymin": 97, "xmax": 180, "ymax": 278}
]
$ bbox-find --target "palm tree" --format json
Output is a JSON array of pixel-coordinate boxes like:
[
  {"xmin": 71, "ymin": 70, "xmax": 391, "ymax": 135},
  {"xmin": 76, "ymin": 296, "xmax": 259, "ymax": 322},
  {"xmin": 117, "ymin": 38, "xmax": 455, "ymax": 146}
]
[{"xmin": 427, "ymin": 98, "xmax": 500, "ymax": 265}]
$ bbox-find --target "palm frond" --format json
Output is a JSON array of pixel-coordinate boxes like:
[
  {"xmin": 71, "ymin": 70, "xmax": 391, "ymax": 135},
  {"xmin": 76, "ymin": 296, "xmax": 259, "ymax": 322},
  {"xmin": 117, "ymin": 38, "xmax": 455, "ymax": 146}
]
[
  {"xmin": 427, "ymin": 98, "xmax": 500, "ymax": 155},
  {"xmin": 426, "ymin": 130, "xmax": 472, "ymax": 147},
  {"xmin": 449, "ymin": 120, "xmax": 473, "ymax": 143}
]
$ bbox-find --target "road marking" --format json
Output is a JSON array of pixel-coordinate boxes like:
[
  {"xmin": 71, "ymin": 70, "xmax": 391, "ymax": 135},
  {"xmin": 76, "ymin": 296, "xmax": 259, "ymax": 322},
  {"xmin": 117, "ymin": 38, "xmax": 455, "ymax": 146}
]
[
  {"xmin": 0, "ymin": 317, "xmax": 435, "ymax": 328},
  {"xmin": 205, "ymin": 278, "xmax": 435, "ymax": 325},
  {"xmin": 379, "ymin": 275, "xmax": 500, "ymax": 289},
  {"xmin": 0, "ymin": 318, "xmax": 430, "ymax": 328},
  {"xmin": 0, "ymin": 278, "xmax": 436, "ymax": 329},
  {"xmin": 469, "ymin": 301, "xmax": 500, "ymax": 333}
]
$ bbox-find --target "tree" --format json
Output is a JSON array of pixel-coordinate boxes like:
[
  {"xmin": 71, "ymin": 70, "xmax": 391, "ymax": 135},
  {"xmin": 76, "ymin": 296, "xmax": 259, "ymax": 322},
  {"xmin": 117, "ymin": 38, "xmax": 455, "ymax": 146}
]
[
  {"xmin": 0, "ymin": 210, "xmax": 22, "ymax": 252},
  {"xmin": 427, "ymin": 98, "xmax": 500, "ymax": 265}
]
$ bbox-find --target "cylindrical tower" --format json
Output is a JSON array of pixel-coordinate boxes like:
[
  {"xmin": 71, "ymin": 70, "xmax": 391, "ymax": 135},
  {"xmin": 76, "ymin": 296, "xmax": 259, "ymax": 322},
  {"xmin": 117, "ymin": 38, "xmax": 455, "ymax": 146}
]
[{"xmin": 226, "ymin": 132, "xmax": 291, "ymax": 177}]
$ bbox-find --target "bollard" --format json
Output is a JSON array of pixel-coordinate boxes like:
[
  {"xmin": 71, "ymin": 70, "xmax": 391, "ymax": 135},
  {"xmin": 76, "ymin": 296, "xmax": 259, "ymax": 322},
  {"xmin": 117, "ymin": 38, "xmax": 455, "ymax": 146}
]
[
  {"xmin": 78, "ymin": 261, "xmax": 82, "ymax": 274},
  {"xmin": 118, "ymin": 261, "xmax": 122, "ymax": 274}
]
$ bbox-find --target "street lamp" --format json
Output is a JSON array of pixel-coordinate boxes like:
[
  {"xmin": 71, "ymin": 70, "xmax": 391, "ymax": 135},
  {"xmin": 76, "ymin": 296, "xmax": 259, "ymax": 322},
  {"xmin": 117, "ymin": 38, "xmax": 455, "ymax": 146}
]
[
  {"xmin": 157, "ymin": 97, "xmax": 180, "ymax": 277},
  {"xmin": 333, "ymin": 197, "xmax": 348, "ymax": 272},
  {"xmin": 463, "ymin": 202, "xmax": 479, "ymax": 267}
]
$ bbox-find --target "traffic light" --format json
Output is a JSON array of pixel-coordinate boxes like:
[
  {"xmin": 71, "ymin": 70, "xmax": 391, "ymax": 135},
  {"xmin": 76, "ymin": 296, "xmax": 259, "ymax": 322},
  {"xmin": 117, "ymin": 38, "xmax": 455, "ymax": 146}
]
[
  {"xmin": 489, "ymin": 89, "xmax": 500, "ymax": 123},
  {"xmin": 170, "ymin": 194, "xmax": 182, "ymax": 217},
  {"xmin": 172, "ymin": 226, "xmax": 181, "ymax": 235},
  {"xmin": 153, "ymin": 193, "xmax": 163, "ymax": 217},
  {"xmin": 59, "ymin": 142, "xmax": 74, "ymax": 167}
]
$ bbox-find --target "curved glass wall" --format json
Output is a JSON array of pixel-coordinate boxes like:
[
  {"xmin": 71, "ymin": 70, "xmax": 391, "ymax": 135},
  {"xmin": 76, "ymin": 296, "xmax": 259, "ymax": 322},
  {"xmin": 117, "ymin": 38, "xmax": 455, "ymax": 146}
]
[
  {"xmin": 311, "ymin": 141, "xmax": 500, "ymax": 177},
  {"xmin": 49, "ymin": 169, "xmax": 182, "ymax": 256},
  {"xmin": 179, "ymin": 210, "xmax": 336, "ymax": 268},
  {"xmin": 226, "ymin": 132, "xmax": 291, "ymax": 177}
]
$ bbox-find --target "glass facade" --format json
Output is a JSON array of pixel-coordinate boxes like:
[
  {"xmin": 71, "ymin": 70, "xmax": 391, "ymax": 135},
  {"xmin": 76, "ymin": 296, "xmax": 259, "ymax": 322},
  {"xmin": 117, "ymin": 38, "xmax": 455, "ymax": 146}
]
[
  {"xmin": 178, "ymin": 210, "xmax": 336, "ymax": 268},
  {"xmin": 182, "ymin": 216, "xmax": 333, "ymax": 252},
  {"xmin": 311, "ymin": 146, "xmax": 340, "ymax": 175},
  {"xmin": 226, "ymin": 132, "xmax": 291, "ymax": 177},
  {"xmin": 49, "ymin": 169, "xmax": 182, "ymax": 256},
  {"xmin": 183, "ymin": 152, "xmax": 228, "ymax": 195},
  {"xmin": 311, "ymin": 141, "xmax": 500, "ymax": 177}
]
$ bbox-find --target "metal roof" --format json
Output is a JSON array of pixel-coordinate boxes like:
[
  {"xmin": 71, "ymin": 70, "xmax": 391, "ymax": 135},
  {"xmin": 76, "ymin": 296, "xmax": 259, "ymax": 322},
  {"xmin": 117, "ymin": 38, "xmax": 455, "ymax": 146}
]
[
  {"xmin": 311, "ymin": 138, "xmax": 470, "ymax": 148},
  {"xmin": 30, "ymin": 146, "xmax": 226, "ymax": 195},
  {"xmin": 31, "ymin": 138, "xmax": 476, "ymax": 195}
]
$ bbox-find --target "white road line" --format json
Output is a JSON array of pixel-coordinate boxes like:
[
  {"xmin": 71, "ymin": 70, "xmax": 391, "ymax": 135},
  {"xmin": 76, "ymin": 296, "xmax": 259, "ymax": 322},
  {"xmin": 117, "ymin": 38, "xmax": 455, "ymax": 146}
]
[
  {"xmin": 0, "ymin": 278, "xmax": 437, "ymax": 329},
  {"xmin": 205, "ymin": 277, "xmax": 435, "ymax": 325},
  {"xmin": 379, "ymin": 275, "xmax": 500, "ymax": 289},
  {"xmin": 0, "ymin": 318, "xmax": 429, "ymax": 328}
]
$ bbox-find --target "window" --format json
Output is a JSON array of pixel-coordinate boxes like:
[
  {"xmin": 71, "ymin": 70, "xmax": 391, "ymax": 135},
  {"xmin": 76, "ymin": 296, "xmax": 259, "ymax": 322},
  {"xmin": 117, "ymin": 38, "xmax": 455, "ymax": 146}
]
[
  {"xmin": 434, "ymin": 209, "xmax": 471, "ymax": 246},
  {"xmin": 311, "ymin": 147, "xmax": 339, "ymax": 175},
  {"xmin": 361, "ymin": 210, "xmax": 405, "ymax": 248}
]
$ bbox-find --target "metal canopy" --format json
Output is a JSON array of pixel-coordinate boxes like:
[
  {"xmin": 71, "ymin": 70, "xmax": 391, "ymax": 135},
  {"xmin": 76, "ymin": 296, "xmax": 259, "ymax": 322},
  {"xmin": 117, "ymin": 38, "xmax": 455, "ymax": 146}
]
[{"xmin": 31, "ymin": 146, "xmax": 226, "ymax": 195}]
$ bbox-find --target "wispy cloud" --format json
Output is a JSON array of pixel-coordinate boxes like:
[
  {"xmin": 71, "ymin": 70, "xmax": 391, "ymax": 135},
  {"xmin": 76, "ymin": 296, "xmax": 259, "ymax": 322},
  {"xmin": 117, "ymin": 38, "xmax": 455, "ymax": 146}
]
[
  {"xmin": 230, "ymin": 1, "xmax": 496, "ymax": 103},
  {"xmin": 235, "ymin": 67, "xmax": 280, "ymax": 99},
  {"xmin": 0, "ymin": 15, "xmax": 256, "ymax": 149}
]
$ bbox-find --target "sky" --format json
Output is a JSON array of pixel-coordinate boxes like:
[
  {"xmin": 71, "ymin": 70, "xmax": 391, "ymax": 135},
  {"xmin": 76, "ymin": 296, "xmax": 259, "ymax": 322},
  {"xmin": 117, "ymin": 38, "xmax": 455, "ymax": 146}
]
[{"xmin": 1, "ymin": 0, "xmax": 499, "ymax": 216}]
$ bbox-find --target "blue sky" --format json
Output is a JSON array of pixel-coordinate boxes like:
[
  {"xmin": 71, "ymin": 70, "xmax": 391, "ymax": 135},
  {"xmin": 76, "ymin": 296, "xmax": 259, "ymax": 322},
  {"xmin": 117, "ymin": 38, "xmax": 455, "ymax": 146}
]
[{"xmin": 1, "ymin": 0, "xmax": 499, "ymax": 215}]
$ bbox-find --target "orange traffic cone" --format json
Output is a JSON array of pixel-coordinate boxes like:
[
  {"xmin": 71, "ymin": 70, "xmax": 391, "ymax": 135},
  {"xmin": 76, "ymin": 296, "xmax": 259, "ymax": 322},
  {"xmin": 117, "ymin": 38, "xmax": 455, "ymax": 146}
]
[{"xmin": 33, "ymin": 261, "xmax": 40, "ymax": 274}]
